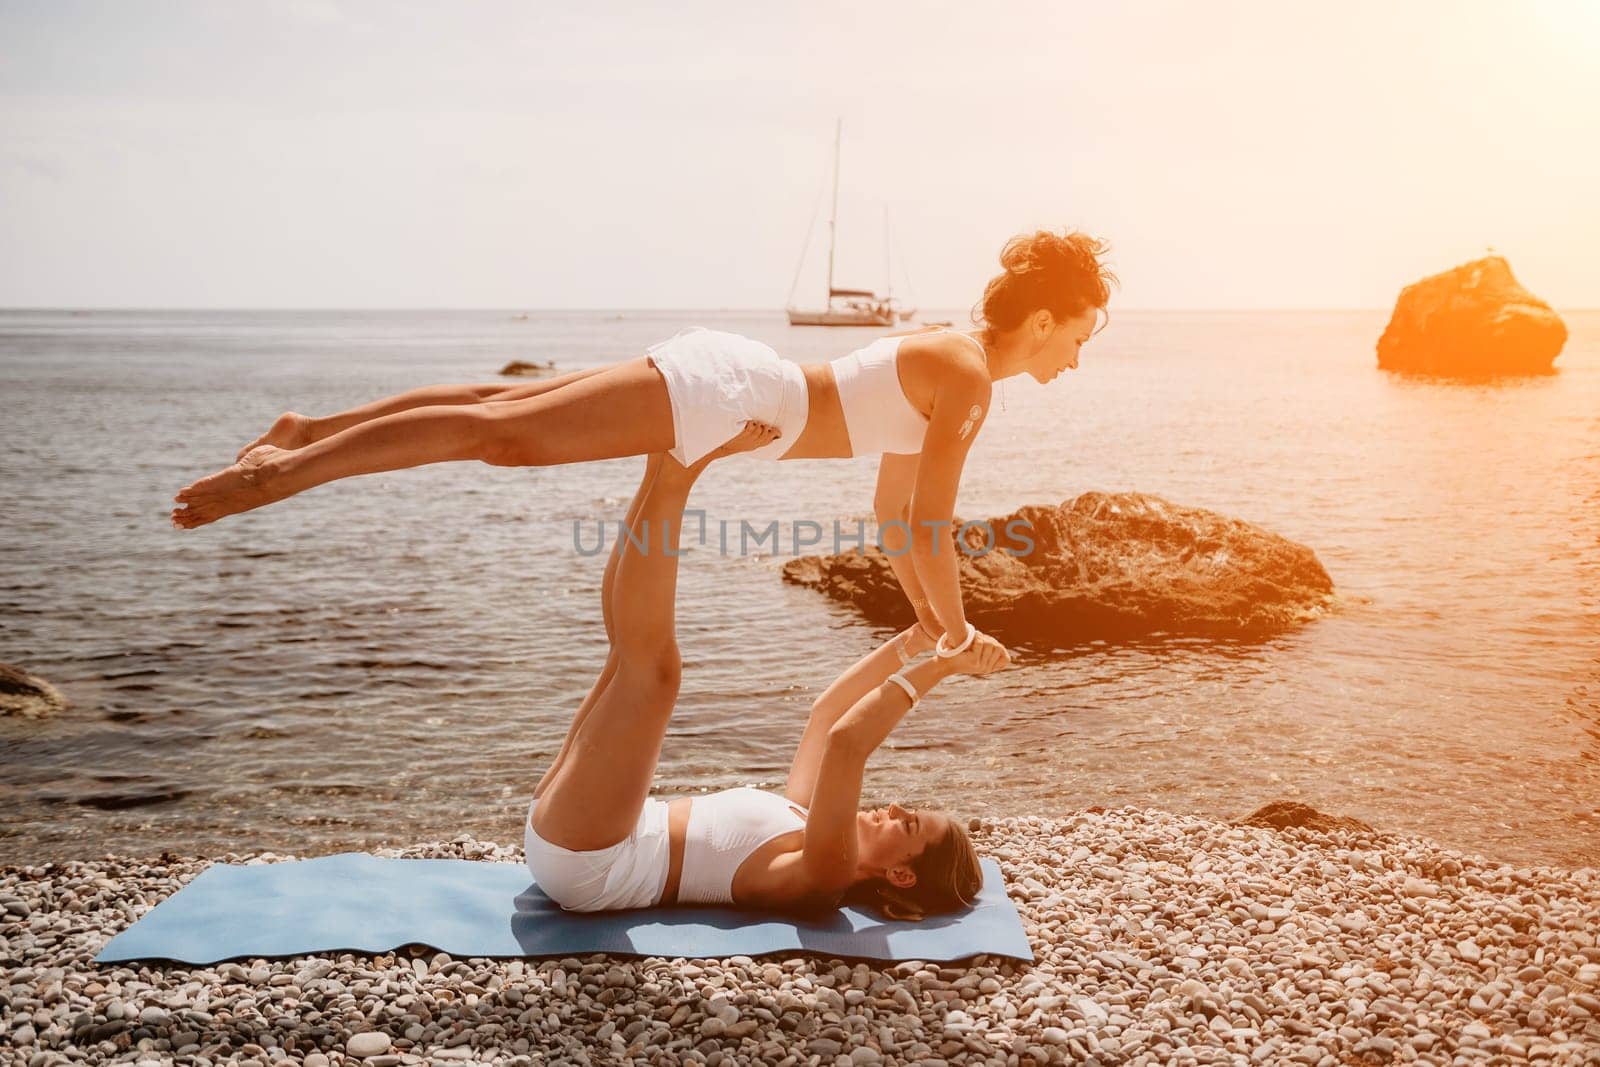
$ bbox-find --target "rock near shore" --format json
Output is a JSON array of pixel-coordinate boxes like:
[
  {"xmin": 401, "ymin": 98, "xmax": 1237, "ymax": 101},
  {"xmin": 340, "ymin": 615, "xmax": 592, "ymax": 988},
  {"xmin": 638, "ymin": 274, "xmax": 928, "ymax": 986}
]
[
  {"xmin": 781, "ymin": 492, "xmax": 1334, "ymax": 646},
  {"xmin": 0, "ymin": 661, "xmax": 68, "ymax": 718},
  {"xmin": 498, "ymin": 359, "xmax": 558, "ymax": 377},
  {"xmin": 1236, "ymin": 800, "xmax": 1376, "ymax": 836},
  {"xmin": 1377, "ymin": 255, "xmax": 1566, "ymax": 376}
]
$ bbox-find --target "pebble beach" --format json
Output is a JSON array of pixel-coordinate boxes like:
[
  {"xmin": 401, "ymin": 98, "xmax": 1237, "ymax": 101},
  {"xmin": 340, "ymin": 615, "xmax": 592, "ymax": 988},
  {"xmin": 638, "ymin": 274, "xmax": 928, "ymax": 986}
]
[{"xmin": 4, "ymin": 807, "xmax": 1598, "ymax": 1067}]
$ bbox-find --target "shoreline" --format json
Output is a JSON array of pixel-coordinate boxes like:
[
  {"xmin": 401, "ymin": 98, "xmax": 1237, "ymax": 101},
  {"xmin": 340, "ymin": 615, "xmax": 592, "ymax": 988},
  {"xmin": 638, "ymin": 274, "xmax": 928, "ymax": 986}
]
[{"xmin": 4, "ymin": 806, "xmax": 1598, "ymax": 1066}]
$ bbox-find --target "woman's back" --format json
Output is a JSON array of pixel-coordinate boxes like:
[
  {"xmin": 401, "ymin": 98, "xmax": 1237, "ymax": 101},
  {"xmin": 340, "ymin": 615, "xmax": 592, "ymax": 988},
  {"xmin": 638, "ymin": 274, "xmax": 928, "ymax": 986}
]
[{"xmin": 786, "ymin": 327, "xmax": 985, "ymax": 460}]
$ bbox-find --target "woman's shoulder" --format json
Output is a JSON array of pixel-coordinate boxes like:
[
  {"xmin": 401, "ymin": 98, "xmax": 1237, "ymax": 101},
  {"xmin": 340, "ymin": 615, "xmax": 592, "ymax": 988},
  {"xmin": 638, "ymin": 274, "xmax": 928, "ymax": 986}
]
[
  {"xmin": 898, "ymin": 329, "xmax": 987, "ymax": 375},
  {"xmin": 898, "ymin": 335, "xmax": 991, "ymax": 413}
]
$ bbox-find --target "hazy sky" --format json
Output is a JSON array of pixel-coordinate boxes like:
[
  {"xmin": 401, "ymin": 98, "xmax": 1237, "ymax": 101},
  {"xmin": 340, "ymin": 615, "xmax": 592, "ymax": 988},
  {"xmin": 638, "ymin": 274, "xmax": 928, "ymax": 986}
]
[{"xmin": 3, "ymin": 0, "xmax": 1596, "ymax": 309}]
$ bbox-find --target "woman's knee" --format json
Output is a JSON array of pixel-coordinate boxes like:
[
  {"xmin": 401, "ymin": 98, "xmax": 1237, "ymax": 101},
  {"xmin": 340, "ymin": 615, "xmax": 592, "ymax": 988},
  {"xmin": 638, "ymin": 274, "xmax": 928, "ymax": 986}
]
[{"xmin": 623, "ymin": 644, "xmax": 681, "ymax": 697}]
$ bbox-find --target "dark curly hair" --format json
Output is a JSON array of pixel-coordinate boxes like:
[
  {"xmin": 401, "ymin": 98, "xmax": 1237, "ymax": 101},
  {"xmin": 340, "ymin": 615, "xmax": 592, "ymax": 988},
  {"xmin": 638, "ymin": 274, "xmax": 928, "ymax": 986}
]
[
  {"xmin": 971, "ymin": 228, "xmax": 1117, "ymax": 347},
  {"xmin": 835, "ymin": 810, "xmax": 983, "ymax": 922}
]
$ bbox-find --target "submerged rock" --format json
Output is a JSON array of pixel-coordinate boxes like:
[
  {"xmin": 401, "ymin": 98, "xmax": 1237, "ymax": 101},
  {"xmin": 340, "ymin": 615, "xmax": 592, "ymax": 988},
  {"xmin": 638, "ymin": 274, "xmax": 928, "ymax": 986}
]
[
  {"xmin": 1236, "ymin": 800, "xmax": 1375, "ymax": 835},
  {"xmin": 1377, "ymin": 255, "xmax": 1566, "ymax": 375},
  {"xmin": 498, "ymin": 359, "xmax": 558, "ymax": 377},
  {"xmin": 780, "ymin": 491, "xmax": 1334, "ymax": 645},
  {"xmin": 0, "ymin": 662, "xmax": 67, "ymax": 718}
]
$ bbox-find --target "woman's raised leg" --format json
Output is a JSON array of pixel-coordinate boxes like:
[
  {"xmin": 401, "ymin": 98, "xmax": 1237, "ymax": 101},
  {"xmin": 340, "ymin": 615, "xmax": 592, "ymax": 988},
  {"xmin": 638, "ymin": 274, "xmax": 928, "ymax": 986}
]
[
  {"xmin": 532, "ymin": 419, "xmax": 778, "ymax": 802},
  {"xmin": 172, "ymin": 357, "xmax": 676, "ymax": 529},
  {"xmin": 237, "ymin": 366, "xmax": 613, "ymax": 460},
  {"xmin": 531, "ymin": 423, "xmax": 778, "ymax": 850},
  {"xmin": 530, "ymin": 453, "xmax": 663, "ymax": 802}
]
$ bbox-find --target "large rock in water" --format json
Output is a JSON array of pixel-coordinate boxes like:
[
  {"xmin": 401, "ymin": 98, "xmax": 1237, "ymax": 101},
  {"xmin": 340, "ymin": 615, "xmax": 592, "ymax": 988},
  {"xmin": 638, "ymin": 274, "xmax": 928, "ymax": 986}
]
[
  {"xmin": 0, "ymin": 662, "xmax": 68, "ymax": 718},
  {"xmin": 1376, "ymin": 255, "xmax": 1566, "ymax": 375},
  {"xmin": 1235, "ymin": 801, "xmax": 1375, "ymax": 836},
  {"xmin": 780, "ymin": 492, "xmax": 1334, "ymax": 646}
]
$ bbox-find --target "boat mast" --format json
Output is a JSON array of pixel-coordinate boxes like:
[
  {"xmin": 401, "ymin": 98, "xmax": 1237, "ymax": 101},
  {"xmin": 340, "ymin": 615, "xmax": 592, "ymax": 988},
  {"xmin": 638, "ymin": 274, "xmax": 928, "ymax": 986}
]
[
  {"xmin": 826, "ymin": 119, "xmax": 841, "ymax": 308},
  {"xmin": 884, "ymin": 204, "xmax": 892, "ymax": 302}
]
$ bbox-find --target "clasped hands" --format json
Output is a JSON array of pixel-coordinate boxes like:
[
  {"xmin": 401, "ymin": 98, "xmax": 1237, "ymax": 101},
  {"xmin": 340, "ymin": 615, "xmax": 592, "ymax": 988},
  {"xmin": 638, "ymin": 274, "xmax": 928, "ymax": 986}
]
[{"xmin": 896, "ymin": 620, "xmax": 1010, "ymax": 676}]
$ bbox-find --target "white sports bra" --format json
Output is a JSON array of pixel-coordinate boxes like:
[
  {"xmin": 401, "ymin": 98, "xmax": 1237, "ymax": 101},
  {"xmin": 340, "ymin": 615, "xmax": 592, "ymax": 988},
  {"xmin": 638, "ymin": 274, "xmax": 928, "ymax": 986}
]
[
  {"xmin": 828, "ymin": 329, "xmax": 987, "ymax": 457},
  {"xmin": 677, "ymin": 787, "xmax": 809, "ymax": 906}
]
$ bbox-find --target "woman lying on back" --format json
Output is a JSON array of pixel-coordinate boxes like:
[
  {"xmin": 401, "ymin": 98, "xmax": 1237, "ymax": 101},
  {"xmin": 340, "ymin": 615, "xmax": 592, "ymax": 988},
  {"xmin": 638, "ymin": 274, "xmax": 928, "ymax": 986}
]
[{"xmin": 523, "ymin": 423, "xmax": 1008, "ymax": 918}]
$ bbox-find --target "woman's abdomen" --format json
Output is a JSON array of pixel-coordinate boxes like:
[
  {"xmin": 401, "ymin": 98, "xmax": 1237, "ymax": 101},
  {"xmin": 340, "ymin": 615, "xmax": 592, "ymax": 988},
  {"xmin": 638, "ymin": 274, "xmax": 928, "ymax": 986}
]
[{"xmin": 788, "ymin": 363, "xmax": 853, "ymax": 459}]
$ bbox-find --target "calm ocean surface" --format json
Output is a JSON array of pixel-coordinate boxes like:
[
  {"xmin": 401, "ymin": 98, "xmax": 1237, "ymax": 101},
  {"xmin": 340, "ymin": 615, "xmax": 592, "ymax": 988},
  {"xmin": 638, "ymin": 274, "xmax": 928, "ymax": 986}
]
[{"xmin": 1, "ymin": 309, "xmax": 1596, "ymax": 870}]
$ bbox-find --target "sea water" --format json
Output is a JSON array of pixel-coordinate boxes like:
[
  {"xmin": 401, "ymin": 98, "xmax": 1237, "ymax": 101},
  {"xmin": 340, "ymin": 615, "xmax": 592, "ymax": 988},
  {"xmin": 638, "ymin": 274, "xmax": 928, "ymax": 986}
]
[{"xmin": 1, "ymin": 308, "xmax": 1596, "ymax": 868}]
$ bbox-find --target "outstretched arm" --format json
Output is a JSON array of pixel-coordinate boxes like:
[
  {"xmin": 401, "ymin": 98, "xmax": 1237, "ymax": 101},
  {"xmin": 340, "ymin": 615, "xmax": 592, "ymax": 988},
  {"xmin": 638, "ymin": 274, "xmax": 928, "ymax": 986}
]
[
  {"xmin": 874, "ymin": 453, "xmax": 943, "ymax": 639},
  {"xmin": 784, "ymin": 624, "xmax": 936, "ymax": 808},
  {"xmin": 907, "ymin": 363, "xmax": 990, "ymax": 641},
  {"xmin": 798, "ymin": 640, "xmax": 1009, "ymax": 894}
]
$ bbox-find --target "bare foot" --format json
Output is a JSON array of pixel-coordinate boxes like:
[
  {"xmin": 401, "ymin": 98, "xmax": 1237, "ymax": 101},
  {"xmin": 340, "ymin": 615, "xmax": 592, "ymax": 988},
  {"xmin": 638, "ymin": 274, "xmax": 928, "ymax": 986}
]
[
  {"xmin": 236, "ymin": 412, "xmax": 314, "ymax": 461},
  {"xmin": 171, "ymin": 445, "xmax": 289, "ymax": 529},
  {"xmin": 705, "ymin": 420, "xmax": 781, "ymax": 463},
  {"xmin": 661, "ymin": 421, "xmax": 781, "ymax": 483}
]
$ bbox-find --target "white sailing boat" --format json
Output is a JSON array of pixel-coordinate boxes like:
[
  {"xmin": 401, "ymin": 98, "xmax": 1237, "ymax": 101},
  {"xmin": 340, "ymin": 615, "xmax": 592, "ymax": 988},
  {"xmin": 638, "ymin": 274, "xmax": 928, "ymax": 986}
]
[{"xmin": 786, "ymin": 121, "xmax": 914, "ymax": 327}]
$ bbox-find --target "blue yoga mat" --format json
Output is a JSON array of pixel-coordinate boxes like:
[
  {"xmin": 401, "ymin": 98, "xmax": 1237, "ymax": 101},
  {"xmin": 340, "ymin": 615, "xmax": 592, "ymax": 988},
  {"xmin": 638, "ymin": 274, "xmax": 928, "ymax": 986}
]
[{"xmin": 96, "ymin": 854, "xmax": 1032, "ymax": 964}]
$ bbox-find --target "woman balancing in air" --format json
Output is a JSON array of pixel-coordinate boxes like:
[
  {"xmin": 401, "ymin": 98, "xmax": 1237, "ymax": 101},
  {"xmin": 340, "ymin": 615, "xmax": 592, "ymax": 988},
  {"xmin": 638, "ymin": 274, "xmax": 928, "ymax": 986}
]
[
  {"xmin": 523, "ymin": 423, "xmax": 1008, "ymax": 915},
  {"xmin": 172, "ymin": 228, "xmax": 1114, "ymax": 658}
]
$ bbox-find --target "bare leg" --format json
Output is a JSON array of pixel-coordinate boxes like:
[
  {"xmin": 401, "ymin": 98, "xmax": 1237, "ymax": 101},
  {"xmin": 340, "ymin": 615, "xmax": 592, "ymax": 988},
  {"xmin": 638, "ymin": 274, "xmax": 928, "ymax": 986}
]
[
  {"xmin": 530, "ymin": 453, "xmax": 662, "ymax": 802},
  {"xmin": 532, "ymin": 422, "xmax": 780, "ymax": 802},
  {"xmin": 173, "ymin": 357, "xmax": 675, "ymax": 529},
  {"xmin": 237, "ymin": 366, "xmax": 612, "ymax": 460},
  {"xmin": 531, "ymin": 423, "xmax": 779, "ymax": 850}
]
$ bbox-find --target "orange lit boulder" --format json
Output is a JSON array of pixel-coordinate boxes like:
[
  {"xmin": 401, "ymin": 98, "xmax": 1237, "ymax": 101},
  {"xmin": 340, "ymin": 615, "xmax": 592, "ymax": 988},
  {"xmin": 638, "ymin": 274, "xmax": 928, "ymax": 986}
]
[
  {"xmin": 780, "ymin": 491, "xmax": 1335, "ymax": 646},
  {"xmin": 1377, "ymin": 256, "xmax": 1566, "ymax": 375}
]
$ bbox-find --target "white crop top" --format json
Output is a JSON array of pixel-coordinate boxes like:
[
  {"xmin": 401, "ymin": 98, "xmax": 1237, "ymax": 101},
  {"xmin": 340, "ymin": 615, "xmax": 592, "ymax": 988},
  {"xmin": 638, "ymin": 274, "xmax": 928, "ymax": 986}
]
[
  {"xmin": 828, "ymin": 328, "xmax": 986, "ymax": 457},
  {"xmin": 677, "ymin": 787, "xmax": 809, "ymax": 906}
]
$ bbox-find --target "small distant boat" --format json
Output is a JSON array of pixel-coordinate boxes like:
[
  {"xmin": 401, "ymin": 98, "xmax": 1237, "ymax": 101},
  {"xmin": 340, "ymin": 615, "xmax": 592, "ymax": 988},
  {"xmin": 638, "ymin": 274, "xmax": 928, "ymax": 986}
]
[
  {"xmin": 787, "ymin": 291, "xmax": 895, "ymax": 328},
  {"xmin": 786, "ymin": 121, "xmax": 915, "ymax": 328},
  {"xmin": 510, "ymin": 313, "xmax": 529, "ymax": 321}
]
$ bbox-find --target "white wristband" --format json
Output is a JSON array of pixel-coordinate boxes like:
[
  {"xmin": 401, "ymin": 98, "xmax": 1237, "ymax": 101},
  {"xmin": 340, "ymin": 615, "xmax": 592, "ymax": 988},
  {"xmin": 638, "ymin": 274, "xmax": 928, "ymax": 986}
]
[
  {"xmin": 935, "ymin": 622, "xmax": 977, "ymax": 659},
  {"xmin": 885, "ymin": 673, "xmax": 920, "ymax": 710}
]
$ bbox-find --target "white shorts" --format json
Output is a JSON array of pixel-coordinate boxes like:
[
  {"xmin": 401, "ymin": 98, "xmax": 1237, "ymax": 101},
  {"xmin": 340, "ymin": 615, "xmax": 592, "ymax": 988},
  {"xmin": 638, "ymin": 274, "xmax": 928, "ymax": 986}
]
[
  {"xmin": 523, "ymin": 794, "xmax": 672, "ymax": 912},
  {"xmin": 646, "ymin": 327, "xmax": 808, "ymax": 466}
]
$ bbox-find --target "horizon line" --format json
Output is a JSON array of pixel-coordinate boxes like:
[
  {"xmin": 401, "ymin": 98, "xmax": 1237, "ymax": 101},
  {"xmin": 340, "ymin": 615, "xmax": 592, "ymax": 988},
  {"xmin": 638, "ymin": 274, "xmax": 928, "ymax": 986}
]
[{"xmin": 2, "ymin": 305, "xmax": 1596, "ymax": 315}]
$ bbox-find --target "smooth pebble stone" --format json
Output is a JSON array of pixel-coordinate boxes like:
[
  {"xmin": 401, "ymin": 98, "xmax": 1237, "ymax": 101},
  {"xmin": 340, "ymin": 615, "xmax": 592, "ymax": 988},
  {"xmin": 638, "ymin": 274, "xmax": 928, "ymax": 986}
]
[
  {"xmin": 347, "ymin": 1032, "xmax": 393, "ymax": 1058},
  {"xmin": 1356, "ymin": 1036, "xmax": 1397, "ymax": 1057}
]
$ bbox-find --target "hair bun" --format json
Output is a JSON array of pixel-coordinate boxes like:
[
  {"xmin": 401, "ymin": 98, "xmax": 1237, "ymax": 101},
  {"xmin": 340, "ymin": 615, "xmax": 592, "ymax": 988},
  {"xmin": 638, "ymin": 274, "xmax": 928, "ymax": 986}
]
[
  {"xmin": 974, "ymin": 228, "xmax": 1117, "ymax": 336},
  {"xmin": 1001, "ymin": 231, "xmax": 1090, "ymax": 276}
]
